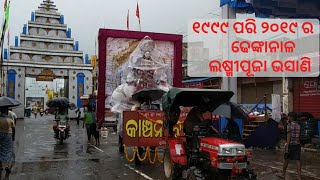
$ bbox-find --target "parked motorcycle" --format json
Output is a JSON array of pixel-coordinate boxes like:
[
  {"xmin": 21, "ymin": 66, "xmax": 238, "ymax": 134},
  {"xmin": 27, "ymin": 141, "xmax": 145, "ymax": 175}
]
[{"xmin": 54, "ymin": 120, "xmax": 70, "ymax": 144}]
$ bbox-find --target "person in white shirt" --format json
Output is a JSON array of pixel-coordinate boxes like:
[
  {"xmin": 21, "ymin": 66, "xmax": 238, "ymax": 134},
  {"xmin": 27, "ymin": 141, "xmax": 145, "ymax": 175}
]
[{"xmin": 8, "ymin": 109, "xmax": 17, "ymax": 125}]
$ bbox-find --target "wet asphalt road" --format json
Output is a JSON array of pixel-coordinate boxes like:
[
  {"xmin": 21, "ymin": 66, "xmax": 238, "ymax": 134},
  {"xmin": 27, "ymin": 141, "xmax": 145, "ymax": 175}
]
[{"xmin": 1, "ymin": 115, "xmax": 320, "ymax": 180}]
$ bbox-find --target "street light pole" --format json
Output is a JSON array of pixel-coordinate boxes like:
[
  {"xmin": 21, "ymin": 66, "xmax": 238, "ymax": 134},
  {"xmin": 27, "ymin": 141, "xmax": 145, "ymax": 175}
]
[
  {"xmin": 221, "ymin": 4, "xmax": 237, "ymax": 103},
  {"xmin": 0, "ymin": 21, "xmax": 6, "ymax": 96}
]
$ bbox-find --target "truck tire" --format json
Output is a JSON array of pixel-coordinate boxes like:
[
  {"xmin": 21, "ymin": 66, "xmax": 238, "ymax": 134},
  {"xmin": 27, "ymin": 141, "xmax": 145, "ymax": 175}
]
[
  {"xmin": 59, "ymin": 132, "xmax": 64, "ymax": 145},
  {"xmin": 163, "ymin": 150, "xmax": 182, "ymax": 180},
  {"xmin": 118, "ymin": 135, "xmax": 124, "ymax": 153},
  {"xmin": 186, "ymin": 167, "xmax": 205, "ymax": 180}
]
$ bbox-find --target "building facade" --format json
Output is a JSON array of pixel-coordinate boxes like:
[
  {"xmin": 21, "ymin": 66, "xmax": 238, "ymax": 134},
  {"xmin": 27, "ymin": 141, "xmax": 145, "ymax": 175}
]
[{"xmin": 2, "ymin": 0, "xmax": 93, "ymax": 118}]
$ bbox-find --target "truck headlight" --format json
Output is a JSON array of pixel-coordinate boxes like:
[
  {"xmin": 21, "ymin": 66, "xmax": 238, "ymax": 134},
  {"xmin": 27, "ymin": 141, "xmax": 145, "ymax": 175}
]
[
  {"xmin": 236, "ymin": 148, "xmax": 245, "ymax": 155},
  {"xmin": 222, "ymin": 148, "xmax": 232, "ymax": 154},
  {"xmin": 219, "ymin": 144, "xmax": 246, "ymax": 156}
]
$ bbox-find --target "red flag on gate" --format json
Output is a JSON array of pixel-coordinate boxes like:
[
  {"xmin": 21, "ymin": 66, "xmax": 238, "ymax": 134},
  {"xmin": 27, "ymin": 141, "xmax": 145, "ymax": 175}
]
[
  {"xmin": 136, "ymin": 1, "xmax": 141, "ymax": 31},
  {"xmin": 136, "ymin": 2, "xmax": 140, "ymax": 19},
  {"xmin": 127, "ymin": 9, "xmax": 129, "ymax": 30}
]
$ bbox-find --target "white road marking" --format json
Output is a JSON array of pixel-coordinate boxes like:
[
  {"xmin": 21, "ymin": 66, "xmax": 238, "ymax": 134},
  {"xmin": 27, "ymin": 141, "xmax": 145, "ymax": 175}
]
[
  {"xmin": 124, "ymin": 164, "xmax": 154, "ymax": 180},
  {"xmin": 88, "ymin": 143, "xmax": 104, "ymax": 153}
]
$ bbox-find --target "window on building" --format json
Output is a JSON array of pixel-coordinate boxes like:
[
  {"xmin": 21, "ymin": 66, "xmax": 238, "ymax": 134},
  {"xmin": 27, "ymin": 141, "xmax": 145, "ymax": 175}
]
[{"xmin": 32, "ymin": 42, "xmax": 36, "ymax": 47}]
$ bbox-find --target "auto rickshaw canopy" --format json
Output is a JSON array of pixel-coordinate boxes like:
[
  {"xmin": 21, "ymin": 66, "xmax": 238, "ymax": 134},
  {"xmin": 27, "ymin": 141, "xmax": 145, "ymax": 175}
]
[
  {"xmin": 162, "ymin": 88, "xmax": 234, "ymax": 111},
  {"xmin": 161, "ymin": 88, "xmax": 250, "ymax": 135}
]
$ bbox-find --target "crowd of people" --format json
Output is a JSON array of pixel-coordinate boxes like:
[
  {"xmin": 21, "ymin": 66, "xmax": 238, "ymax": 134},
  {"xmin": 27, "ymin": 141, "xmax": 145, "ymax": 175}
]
[
  {"xmin": 24, "ymin": 102, "xmax": 47, "ymax": 119},
  {"xmin": 0, "ymin": 94, "xmax": 99, "ymax": 176}
]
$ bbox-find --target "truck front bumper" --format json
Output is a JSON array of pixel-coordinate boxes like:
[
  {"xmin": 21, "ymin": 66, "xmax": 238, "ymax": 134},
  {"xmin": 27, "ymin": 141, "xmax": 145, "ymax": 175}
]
[{"xmin": 217, "ymin": 162, "xmax": 247, "ymax": 169}]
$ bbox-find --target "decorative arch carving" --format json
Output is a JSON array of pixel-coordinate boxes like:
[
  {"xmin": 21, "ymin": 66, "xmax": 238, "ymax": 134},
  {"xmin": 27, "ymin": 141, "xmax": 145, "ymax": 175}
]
[{"xmin": 36, "ymin": 68, "xmax": 56, "ymax": 81}]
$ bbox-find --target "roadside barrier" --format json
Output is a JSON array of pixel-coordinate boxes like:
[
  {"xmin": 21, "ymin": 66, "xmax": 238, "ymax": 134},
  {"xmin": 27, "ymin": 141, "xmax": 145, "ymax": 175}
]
[{"xmin": 123, "ymin": 144, "xmax": 163, "ymax": 164}]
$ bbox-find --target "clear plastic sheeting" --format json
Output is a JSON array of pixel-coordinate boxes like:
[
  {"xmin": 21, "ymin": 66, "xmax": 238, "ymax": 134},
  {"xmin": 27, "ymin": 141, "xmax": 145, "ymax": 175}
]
[{"xmin": 110, "ymin": 36, "xmax": 172, "ymax": 113}]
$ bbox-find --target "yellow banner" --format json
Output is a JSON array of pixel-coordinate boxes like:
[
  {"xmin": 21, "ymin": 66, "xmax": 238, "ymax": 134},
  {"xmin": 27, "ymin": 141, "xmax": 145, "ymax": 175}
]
[{"xmin": 47, "ymin": 90, "xmax": 54, "ymax": 100}]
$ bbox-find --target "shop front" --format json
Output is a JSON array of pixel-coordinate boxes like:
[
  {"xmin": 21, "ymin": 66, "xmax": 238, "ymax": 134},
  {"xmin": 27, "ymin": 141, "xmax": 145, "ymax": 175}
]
[
  {"xmin": 182, "ymin": 78, "xmax": 205, "ymax": 89},
  {"xmin": 293, "ymin": 77, "xmax": 320, "ymax": 118},
  {"xmin": 182, "ymin": 78, "xmax": 221, "ymax": 89}
]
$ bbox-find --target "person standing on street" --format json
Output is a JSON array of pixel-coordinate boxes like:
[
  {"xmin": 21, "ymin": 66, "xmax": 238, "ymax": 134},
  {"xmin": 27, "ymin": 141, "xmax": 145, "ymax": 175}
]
[
  {"xmin": 75, "ymin": 108, "xmax": 81, "ymax": 125},
  {"xmin": 32, "ymin": 104, "xmax": 39, "ymax": 119},
  {"xmin": 83, "ymin": 106, "xmax": 93, "ymax": 142},
  {"xmin": 281, "ymin": 112, "xmax": 301, "ymax": 180},
  {"xmin": 8, "ymin": 109, "xmax": 17, "ymax": 125},
  {"xmin": 0, "ymin": 107, "xmax": 15, "ymax": 174}
]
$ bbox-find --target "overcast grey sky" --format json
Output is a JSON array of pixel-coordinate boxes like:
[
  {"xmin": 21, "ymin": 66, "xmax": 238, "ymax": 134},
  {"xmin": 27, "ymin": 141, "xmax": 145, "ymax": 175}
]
[{"xmin": 0, "ymin": 0, "xmax": 252, "ymax": 57}]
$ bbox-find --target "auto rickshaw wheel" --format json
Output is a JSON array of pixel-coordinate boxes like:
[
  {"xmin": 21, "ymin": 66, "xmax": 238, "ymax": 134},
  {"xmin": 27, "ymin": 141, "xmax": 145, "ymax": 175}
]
[
  {"xmin": 186, "ymin": 167, "xmax": 205, "ymax": 180},
  {"xmin": 163, "ymin": 150, "xmax": 182, "ymax": 180}
]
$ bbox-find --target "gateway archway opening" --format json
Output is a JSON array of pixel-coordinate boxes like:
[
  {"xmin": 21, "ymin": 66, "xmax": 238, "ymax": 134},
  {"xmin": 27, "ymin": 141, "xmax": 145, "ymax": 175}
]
[{"xmin": 25, "ymin": 77, "xmax": 68, "ymax": 110}]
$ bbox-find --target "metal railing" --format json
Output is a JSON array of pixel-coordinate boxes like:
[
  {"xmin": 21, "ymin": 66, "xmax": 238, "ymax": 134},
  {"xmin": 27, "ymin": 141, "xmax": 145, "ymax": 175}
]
[{"xmin": 248, "ymin": 94, "xmax": 272, "ymax": 118}]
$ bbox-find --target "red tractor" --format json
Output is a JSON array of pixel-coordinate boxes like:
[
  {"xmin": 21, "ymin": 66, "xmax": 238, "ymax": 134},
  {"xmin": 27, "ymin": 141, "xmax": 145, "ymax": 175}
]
[{"xmin": 162, "ymin": 88, "xmax": 257, "ymax": 180}]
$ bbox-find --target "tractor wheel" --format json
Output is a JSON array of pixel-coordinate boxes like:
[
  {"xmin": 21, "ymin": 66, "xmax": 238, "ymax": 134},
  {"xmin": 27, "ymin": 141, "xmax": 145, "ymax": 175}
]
[
  {"xmin": 118, "ymin": 135, "xmax": 124, "ymax": 153},
  {"xmin": 163, "ymin": 150, "xmax": 182, "ymax": 180},
  {"xmin": 186, "ymin": 167, "xmax": 205, "ymax": 180},
  {"xmin": 240, "ymin": 169, "xmax": 257, "ymax": 180}
]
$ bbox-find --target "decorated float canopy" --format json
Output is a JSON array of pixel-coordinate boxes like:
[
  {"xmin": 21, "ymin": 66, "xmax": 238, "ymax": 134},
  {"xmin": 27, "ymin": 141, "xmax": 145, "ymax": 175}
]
[
  {"xmin": 221, "ymin": 0, "xmax": 320, "ymax": 19},
  {"xmin": 106, "ymin": 35, "xmax": 179, "ymax": 113},
  {"xmin": 96, "ymin": 29, "xmax": 182, "ymax": 124}
]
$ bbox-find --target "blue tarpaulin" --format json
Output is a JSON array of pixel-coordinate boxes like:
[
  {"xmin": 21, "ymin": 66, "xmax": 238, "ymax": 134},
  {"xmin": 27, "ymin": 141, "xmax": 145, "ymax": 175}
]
[
  {"xmin": 182, "ymin": 77, "xmax": 211, "ymax": 83},
  {"xmin": 244, "ymin": 119, "xmax": 279, "ymax": 148},
  {"xmin": 220, "ymin": 0, "xmax": 251, "ymax": 8},
  {"xmin": 220, "ymin": 0, "xmax": 255, "ymax": 14}
]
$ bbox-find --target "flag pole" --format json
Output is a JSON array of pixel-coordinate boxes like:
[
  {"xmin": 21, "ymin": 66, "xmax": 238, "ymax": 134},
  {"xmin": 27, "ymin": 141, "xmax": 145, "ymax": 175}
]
[
  {"xmin": 6, "ymin": 28, "xmax": 9, "ymax": 95},
  {"xmin": 1, "ymin": 0, "xmax": 10, "ymax": 96},
  {"xmin": 139, "ymin": 19, "xmax": 141, "ymax": 31},
  {"xmin": 127, "ymin": 9, "xmax": 129, "ymax": 31},
  {"xmin": 0, "ymin": 21, "xmax": 6, "ymax": 96},
  {"xmin": 139, "ymin": 5, "xmax": 141, "ymax": 31}
]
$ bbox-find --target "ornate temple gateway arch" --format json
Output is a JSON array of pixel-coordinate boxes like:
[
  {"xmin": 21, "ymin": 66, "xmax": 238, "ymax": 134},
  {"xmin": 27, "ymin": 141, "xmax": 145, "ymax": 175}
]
[{"xmin": 2, "ymin": 0, "xmax": 93, "ymax": 118}]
